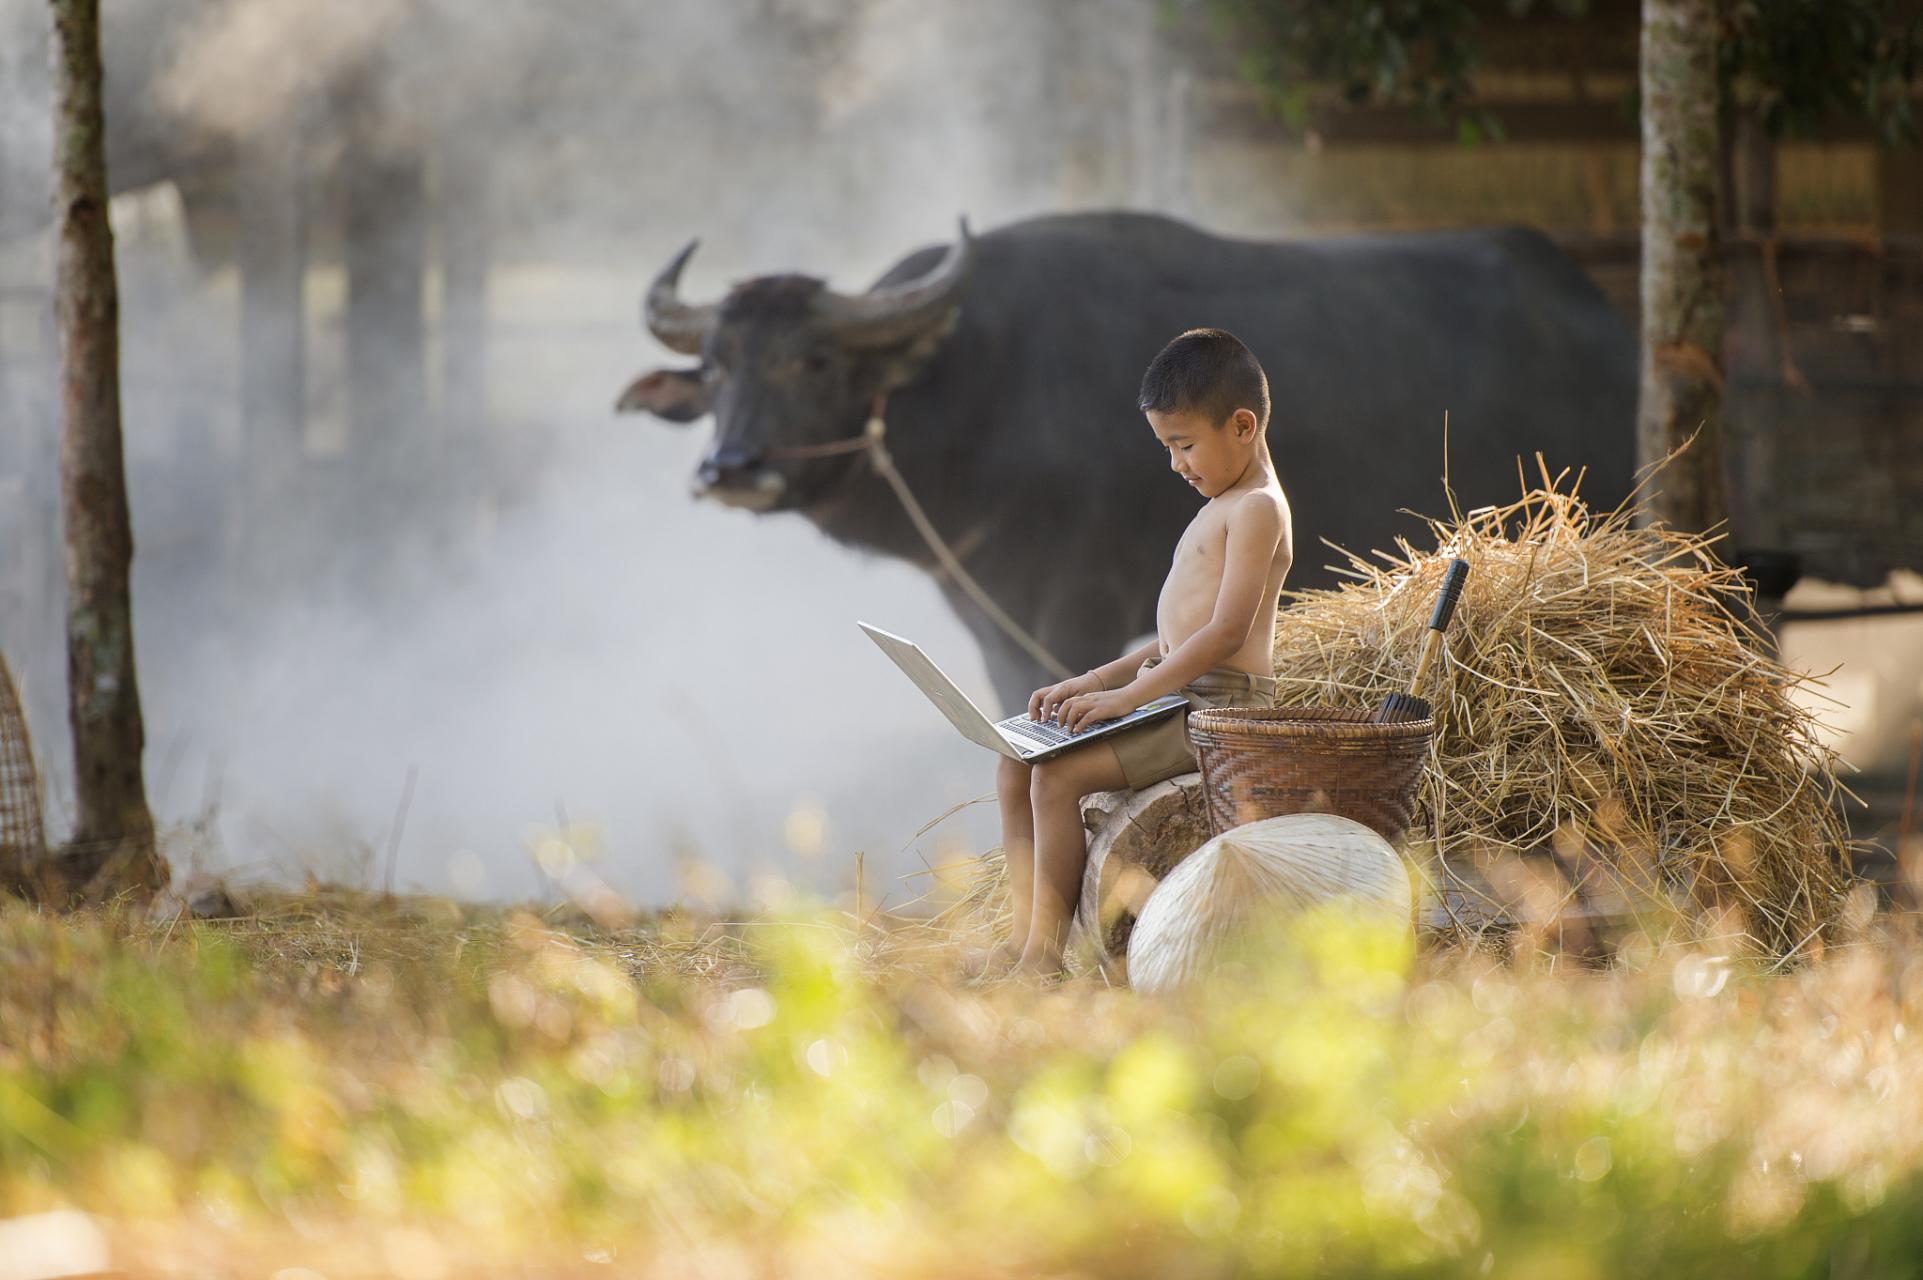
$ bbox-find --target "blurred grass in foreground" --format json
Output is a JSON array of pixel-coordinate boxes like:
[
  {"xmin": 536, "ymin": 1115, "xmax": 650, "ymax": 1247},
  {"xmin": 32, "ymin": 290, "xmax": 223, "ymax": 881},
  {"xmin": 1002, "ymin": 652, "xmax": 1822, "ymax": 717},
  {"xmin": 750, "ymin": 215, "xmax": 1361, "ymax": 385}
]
[{"xmin": 1, "ymin": 892, "xmax": 1921, "ymax": 1278}]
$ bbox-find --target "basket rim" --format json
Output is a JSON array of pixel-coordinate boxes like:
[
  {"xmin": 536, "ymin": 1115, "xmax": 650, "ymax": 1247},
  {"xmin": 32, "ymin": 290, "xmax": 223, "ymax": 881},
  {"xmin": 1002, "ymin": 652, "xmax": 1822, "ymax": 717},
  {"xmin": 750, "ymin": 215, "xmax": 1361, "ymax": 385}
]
[{"xmin": 1189, "ymin": 705, "xmax": 1434, "ymax": 740}]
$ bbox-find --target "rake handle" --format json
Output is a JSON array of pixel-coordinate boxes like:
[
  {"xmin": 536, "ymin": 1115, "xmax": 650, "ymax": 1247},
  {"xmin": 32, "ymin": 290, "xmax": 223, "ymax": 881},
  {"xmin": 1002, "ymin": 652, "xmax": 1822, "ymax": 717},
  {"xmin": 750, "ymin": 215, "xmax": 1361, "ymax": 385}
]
[
  {"xmin": 1428, "ymin": 558, "xmax": 1471, "ymax": 633},
  {"xmin": 1406, "ymin": 559, "xmax": 1471, "ymax": 696}
]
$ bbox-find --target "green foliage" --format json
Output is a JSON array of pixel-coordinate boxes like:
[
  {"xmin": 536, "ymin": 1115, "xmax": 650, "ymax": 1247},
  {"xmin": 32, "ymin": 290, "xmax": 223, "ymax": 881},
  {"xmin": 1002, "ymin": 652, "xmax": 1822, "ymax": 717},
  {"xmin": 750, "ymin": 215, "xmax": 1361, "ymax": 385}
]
[
  {"xmin": 2, "ymin": 898, "xmax": 1923, "ymax": 1275},
  {"xmin": 1209, "ymin": 0, "xmax": 1921, "ymax": 148},
  {"xmin": 1208, "ymin": 0, "xmax": 1504, "ymax": 142},
  {"xmin": 1720, "ymin": 0, "xmax": 1923, "ymax": 144}
]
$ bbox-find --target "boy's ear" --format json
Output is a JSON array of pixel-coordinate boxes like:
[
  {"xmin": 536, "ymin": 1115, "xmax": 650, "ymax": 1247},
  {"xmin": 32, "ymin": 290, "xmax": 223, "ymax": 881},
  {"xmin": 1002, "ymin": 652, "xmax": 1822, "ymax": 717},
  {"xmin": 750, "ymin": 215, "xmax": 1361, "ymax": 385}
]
[{"xmin": 1231, "ymin": 407, "xmax": 1259, "ymax": 440}]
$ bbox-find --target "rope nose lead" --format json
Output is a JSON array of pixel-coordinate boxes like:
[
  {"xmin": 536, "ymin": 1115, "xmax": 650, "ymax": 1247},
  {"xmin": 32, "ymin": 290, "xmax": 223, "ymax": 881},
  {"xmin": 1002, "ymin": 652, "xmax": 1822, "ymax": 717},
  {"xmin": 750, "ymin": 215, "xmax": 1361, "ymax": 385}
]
[
  {"xmin": 855, "ymin": 396, "xmax": 1072, "ymax": 682},
  {"xmin": 762, "ymin": 392, "xmax": 1071, "ymax": 681}
]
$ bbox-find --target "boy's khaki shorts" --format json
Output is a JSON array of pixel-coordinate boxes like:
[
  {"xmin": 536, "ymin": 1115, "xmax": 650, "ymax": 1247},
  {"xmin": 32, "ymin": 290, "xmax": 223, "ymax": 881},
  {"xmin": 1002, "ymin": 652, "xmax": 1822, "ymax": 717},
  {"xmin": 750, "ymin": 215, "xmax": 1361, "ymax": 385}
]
[{"xmin": 1107, "ymin": 658, "xmax": 1277, "ymax": 791}]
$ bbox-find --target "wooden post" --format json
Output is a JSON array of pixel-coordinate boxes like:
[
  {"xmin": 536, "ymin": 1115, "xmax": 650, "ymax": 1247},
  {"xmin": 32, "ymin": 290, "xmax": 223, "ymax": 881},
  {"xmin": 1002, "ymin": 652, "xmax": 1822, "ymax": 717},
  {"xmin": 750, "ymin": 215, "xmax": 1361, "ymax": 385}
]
[
  {"xmin": 1879, "ymin": 141, "xmax": 1923, "ymax": 237},
  {"xmin": 1637, "ymin": 0, "xmax": 1726, "ymax": 536},
  {"xmin": 48, "ymin": 0, "xmax": 164, "ymax": 895},
  {"xmin": 1729, "ymin": 107, "xmax": 1775, "ymax": 238},
  {"xmin": 1723, "ymin": 104, "xmax": 1784, "ymax": 554}
]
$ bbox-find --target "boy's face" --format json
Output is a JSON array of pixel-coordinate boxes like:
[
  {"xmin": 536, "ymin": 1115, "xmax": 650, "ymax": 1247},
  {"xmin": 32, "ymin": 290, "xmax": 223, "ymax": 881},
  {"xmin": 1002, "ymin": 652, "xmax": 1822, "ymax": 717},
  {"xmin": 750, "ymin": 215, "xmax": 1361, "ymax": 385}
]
[{"xmin": 1146, "ymin": 406, "xmax": 1260, "ymax": 498}]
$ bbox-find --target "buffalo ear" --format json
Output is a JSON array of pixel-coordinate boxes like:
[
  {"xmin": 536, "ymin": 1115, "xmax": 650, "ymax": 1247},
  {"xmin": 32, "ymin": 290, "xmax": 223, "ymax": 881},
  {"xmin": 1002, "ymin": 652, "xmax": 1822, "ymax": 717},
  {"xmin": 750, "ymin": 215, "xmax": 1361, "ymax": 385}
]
[{"xmin": 615, "ymin": 367, "xmax": 710, "ymax": 423}]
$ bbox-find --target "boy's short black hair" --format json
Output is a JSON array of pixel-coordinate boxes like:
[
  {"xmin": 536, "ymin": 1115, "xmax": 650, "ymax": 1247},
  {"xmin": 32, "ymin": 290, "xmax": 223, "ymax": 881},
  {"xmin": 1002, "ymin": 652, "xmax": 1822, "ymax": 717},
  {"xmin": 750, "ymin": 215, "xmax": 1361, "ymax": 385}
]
[{"xmin": 1137, "ymin": 328, "xmax": 1270, "ymax": 430}]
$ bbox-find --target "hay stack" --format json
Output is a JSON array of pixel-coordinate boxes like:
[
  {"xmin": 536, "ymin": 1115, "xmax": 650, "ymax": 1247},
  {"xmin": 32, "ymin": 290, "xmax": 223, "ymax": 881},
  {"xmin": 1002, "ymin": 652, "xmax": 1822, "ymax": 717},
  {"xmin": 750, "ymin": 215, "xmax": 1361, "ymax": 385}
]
[
  {"xmin": 1270, "ymin": 485, "xmax": 1851, "ymax": 955},
  {"xmin": 1128, "ymin": 813, "xmax": 1411, "ymax": 994}
]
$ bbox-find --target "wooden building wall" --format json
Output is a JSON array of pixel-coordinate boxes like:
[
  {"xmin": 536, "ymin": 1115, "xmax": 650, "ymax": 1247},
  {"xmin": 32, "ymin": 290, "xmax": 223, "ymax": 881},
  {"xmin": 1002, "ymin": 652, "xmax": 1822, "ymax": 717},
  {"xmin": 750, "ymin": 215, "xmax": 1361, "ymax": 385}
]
[
  {"xmin": 1148, "ymin": 3, "xmax": 1923, "ymax": 587},
  {"xmin": 1562, "ymin": 235, "xmax": 1923, "ymax": 587}
]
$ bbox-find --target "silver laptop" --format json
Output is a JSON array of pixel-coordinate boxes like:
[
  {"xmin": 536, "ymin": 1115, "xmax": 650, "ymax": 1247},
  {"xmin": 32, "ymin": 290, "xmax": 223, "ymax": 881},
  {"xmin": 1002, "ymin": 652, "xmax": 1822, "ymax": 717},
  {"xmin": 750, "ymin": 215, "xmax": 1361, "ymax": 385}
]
[{"xmin": 860, "ymin": 623, "xmax": 1186, "ymax": 762}]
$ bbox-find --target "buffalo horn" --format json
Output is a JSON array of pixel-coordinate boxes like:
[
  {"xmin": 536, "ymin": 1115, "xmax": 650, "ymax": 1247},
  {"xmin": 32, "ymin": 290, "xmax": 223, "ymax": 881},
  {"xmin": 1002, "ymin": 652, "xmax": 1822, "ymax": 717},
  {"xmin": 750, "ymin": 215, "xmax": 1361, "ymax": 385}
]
[
  {"xmin": 820, "ymin": 218, "xmax": 975, "ymax": 349},
  {"xmin": 644, "ymin": 239, "xmax": 715, "ymax": 355}
]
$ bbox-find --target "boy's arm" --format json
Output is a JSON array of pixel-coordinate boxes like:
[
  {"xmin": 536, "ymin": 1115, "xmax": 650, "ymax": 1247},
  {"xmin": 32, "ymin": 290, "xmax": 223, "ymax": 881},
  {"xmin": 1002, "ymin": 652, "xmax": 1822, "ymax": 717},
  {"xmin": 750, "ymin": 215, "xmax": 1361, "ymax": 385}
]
[
  {"xmin": 1030, "ymin": 638, "xmax": 1161, "ymax": 723},
  {"xmin": 1092, "ymin": 639, "xmax": 1163, "ymax": 690},
  {"xmin": 1061, "ymin": 494, "xmax": 1285, "ymax": 729}
]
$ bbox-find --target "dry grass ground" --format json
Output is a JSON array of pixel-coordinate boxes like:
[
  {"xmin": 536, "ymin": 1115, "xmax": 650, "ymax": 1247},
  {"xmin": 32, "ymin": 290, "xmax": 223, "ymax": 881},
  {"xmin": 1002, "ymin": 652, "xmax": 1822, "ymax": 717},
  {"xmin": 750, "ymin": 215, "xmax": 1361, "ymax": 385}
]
[
  {"xmin": 3, "ymin": 886, "xmax": 1923, "ymax": 1278},
  {"xmin": 0, "ymin": 488, "xmax": 1897, "ymax": 1276}
]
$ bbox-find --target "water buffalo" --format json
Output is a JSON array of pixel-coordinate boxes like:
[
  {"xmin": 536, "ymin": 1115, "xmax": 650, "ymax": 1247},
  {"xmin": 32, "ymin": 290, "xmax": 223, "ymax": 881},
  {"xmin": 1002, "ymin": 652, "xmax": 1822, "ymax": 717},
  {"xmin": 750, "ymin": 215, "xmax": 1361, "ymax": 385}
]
[{"xmin": 619, "ymin": 212, "xmax": 1636, "ymax": 712}]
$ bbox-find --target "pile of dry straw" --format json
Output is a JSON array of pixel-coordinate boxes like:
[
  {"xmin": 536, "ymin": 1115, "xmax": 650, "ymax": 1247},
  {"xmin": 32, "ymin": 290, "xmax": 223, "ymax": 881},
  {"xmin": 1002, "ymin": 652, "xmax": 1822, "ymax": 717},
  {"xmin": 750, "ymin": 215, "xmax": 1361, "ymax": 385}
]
[{"xmin": 1272, "ymin": 484, "xmax": 1853, "ymax": 957}]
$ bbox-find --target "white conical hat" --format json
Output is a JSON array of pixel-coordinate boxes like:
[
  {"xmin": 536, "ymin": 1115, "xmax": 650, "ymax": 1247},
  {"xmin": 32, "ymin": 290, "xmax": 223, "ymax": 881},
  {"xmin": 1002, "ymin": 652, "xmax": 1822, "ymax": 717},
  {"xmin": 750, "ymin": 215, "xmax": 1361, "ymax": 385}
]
[{"xmin": 1127, "ymin": 812, "xmax": 1413, "ymax": 994}]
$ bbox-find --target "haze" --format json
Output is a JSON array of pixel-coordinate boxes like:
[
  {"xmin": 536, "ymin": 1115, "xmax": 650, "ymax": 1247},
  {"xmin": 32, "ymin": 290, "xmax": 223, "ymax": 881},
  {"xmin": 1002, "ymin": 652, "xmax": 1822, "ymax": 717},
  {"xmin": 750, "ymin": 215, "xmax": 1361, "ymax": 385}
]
[{"xmin": 0, "ymin": 0, "xmax": 1198, "ymax": 904}]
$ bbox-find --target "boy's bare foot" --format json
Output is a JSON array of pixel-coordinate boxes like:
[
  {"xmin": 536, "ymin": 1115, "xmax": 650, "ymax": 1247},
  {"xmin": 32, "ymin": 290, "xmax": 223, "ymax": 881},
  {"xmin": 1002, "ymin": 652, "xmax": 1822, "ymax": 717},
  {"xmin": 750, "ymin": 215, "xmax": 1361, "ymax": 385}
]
[
  {"xmin": 1012, "ymin": 949, "xmax": 1066, "ymax": 982},
  {"xmin": 961, "ymin": 940, "xmax": 1024, "ymax": 980}
]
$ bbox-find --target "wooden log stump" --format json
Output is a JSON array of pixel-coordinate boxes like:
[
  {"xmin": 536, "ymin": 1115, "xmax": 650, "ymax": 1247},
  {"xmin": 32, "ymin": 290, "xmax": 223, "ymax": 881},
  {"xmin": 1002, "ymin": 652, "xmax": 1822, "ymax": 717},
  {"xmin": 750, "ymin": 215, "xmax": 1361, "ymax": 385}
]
[{"xmin": 1070, "ymin": 772, "xmax": 1210, "ymax": 976}]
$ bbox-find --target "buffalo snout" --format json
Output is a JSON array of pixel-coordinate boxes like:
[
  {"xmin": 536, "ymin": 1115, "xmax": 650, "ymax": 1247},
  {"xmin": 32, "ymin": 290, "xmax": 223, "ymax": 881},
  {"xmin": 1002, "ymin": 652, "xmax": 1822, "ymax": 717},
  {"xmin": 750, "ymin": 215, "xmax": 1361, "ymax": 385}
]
[{"xmin": 694, "ymin": 447, "xmax": 787, "ymax": 511}]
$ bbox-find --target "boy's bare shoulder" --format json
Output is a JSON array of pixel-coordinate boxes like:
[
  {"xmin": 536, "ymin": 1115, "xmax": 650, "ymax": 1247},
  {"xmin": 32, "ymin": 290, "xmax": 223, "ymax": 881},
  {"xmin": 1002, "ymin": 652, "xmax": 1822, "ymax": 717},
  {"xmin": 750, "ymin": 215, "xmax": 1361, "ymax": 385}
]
[{"xmin": 1222, "ymin": 483, "xmax": 1288, "ymax": 526}]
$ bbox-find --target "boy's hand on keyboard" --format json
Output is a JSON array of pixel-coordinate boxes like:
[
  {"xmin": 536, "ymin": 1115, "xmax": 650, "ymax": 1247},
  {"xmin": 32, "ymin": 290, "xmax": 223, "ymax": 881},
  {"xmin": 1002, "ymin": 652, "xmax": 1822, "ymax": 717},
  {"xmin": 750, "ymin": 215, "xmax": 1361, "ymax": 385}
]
[
  {"xmin": 1029, "ymin": 673, "xmax": 1103, "ymax": 725},
  {"xmin": 1059, "ymin": 688, "xmax": 1142, "ymax": 734}
]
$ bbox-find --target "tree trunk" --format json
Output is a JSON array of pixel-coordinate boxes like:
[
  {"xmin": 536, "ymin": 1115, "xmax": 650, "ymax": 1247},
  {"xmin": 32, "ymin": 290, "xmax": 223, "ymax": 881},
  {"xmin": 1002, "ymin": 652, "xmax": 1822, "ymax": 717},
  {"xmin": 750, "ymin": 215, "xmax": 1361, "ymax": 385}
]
[
  {"xmin": 49, "ymin": 0, "xmax": 163, "ymax": 897},
  {"xmin": 436, "ymin": 127, "xmax": 490, "ymax": 537},
  {"xmin": 238, "ymin": 123, "xmax": 306, "ymax": 512},
  {"xmin": 1637, "ymin": 0, "xmax": 1726, "ymax": 535},
  {"xmin": 343, "ymin": 137, "xmax": 427, "ymax": 530}
]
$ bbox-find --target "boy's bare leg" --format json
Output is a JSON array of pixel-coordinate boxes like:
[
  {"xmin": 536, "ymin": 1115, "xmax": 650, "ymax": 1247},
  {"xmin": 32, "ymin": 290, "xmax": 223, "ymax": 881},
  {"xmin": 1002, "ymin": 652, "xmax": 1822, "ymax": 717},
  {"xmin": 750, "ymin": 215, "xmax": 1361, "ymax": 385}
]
[
  {"xmin": 1020, "ymin": 741, "xmax": 1130, "ymax": 975},
  {"xmin": 990, "ymin": 754, "xmax": 1036, "ymax": 969}
]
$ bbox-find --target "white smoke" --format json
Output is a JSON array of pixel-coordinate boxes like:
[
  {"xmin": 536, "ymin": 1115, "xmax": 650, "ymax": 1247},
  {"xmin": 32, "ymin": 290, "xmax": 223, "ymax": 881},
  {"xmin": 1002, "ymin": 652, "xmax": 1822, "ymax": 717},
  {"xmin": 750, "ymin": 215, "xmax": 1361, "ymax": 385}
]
[{"xmin": 0, "ymin": 0, "xmax": 1197, "ymax": 904}]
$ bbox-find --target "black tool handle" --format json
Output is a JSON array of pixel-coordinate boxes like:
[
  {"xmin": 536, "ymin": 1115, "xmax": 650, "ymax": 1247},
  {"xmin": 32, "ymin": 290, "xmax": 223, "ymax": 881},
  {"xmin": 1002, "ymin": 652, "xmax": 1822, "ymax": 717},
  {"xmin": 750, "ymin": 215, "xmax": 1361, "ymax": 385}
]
[{"xmin": 1427, "ymin": 559, "xmax": 1471, "ymax": 633}]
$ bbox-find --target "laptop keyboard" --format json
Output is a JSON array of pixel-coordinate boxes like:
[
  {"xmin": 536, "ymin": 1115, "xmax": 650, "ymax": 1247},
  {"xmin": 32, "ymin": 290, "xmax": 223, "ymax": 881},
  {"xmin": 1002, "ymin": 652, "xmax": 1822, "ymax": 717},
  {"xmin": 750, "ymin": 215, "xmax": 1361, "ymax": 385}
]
[
  {"xmin": 996, "ymin": 696, "xmax": 1185, "ymax": 753},
  {"xmin": 1000, "ymin": 714, "xmax": 1078, "ymax": 746}
]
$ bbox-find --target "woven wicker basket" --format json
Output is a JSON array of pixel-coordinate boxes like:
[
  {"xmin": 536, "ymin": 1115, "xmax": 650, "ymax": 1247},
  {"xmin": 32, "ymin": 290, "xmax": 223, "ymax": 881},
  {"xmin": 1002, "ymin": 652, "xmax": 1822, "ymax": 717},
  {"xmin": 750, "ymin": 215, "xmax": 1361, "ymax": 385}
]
[
  {"xmin": 0, "ymin": 651, "xmax": 44, "ymax": 873},
  {"xmin": 1188, "ymin": 707, "xmax": 1433, "ymax": 842}
]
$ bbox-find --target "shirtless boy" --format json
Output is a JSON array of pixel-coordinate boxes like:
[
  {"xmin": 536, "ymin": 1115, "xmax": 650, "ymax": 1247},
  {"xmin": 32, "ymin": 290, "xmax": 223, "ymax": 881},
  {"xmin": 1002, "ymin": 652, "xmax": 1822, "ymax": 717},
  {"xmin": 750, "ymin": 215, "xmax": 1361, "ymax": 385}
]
[{"xmin": 992, "ymin": 328, "xmax": 1293, "ymax": 976}]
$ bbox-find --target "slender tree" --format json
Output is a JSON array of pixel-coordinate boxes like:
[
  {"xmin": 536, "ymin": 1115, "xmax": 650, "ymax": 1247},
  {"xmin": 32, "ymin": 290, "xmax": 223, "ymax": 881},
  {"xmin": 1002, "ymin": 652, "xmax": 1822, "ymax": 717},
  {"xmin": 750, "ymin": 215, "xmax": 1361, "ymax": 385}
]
[
  {"xmin": 1638, "ymin": 0, "xmax": 1726, "ymax": 533},
  {"xmin": 49, "ymin": 0, "xmax": 164, "ymax": 897}
]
